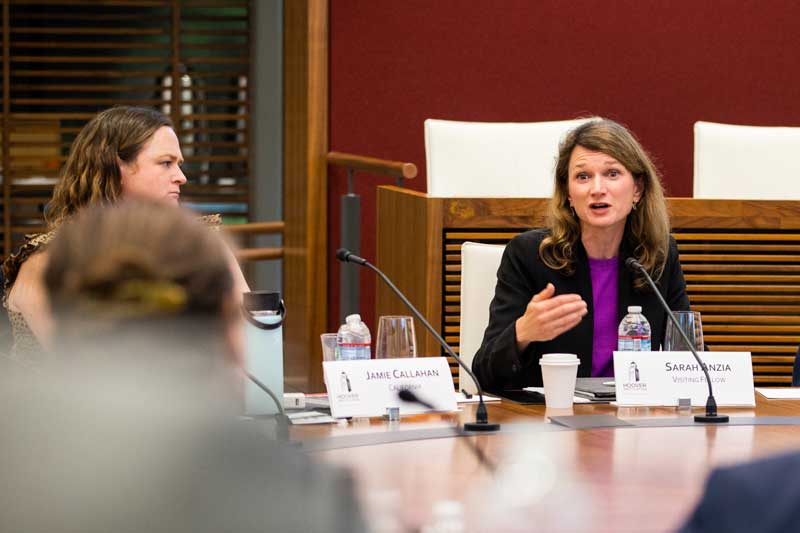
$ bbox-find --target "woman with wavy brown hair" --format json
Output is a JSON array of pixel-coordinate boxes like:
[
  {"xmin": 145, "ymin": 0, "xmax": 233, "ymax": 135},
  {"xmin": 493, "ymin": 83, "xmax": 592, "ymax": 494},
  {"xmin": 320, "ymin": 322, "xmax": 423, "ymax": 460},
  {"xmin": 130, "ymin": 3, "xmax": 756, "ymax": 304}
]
[
  {"xmin": 2, "ymin": 106, "xmax": 248, "ymax": 359},
  {"xmin": 472, "ymin": 118, "xmax": 690, "ymax": 391}
]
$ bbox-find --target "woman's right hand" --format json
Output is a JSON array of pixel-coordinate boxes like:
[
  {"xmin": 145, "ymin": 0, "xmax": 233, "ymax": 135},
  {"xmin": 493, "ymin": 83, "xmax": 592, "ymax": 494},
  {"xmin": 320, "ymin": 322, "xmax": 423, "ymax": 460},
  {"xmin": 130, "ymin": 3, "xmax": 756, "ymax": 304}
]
[{"xmin": 515, "ymin": 283, "xmax": 587, "ymax": 351}]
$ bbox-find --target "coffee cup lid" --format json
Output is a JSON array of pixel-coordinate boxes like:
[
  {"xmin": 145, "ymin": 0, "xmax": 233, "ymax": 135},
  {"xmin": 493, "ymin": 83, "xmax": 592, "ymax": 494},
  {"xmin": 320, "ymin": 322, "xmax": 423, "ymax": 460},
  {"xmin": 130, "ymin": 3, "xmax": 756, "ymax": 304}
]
[{"xmin": 539, "ymin": 353, "xmax": 579, "ymax": 365}]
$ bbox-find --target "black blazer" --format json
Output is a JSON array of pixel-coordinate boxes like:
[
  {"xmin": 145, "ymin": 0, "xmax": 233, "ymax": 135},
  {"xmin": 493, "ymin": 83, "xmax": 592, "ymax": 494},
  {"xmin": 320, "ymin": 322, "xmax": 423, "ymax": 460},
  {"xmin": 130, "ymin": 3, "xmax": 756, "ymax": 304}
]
[{"xmin": 471, "ymin": 229, "xmax": 690, "ymax": 390}]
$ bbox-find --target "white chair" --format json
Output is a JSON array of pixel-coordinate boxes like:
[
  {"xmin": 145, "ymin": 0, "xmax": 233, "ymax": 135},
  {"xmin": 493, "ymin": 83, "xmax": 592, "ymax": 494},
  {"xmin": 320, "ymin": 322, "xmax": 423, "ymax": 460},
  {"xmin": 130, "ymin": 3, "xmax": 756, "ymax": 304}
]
[
  {"xmin": 458, "ymin": 242, "xmax": 506, "ymax": 393},
  {"xmin": 424, "ymin": 118, "xmax": 593, "ymax": 198},
  {"xmin": 694, "ymin": 121, "xmax": 800, "ymax": 199}
]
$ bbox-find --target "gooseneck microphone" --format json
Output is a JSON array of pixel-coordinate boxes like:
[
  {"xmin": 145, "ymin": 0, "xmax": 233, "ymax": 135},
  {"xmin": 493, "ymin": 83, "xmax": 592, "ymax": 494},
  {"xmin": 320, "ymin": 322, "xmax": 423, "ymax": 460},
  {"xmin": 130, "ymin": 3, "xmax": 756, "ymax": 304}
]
[
  {"xmin": 336, "ymin": 248, "xmax": 500, "ymax": 432},
  {"xmin": 625, "ymin": 257, "xmax": 729, "ymax": 423}
]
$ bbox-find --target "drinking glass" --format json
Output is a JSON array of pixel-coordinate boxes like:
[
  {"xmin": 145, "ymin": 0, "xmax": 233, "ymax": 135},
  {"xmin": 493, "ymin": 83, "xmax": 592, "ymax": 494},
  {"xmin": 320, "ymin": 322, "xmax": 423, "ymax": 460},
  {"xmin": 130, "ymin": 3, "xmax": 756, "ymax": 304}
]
[
  {"xmin": 375, "ymin": 316, "xmax": 417, "ymax": 358},
  {"xmin": 320, "ymin": 333, "xmax": 339, "ymax": 361},
  {"xmin": 664, "ymin": 311, "xmax": 704, "ymax": 351}
]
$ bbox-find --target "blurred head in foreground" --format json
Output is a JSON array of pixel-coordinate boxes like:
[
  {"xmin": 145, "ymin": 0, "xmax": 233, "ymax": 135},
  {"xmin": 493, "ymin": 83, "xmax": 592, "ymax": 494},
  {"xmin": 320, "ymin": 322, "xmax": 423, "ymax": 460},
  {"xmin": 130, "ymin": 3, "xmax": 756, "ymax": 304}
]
[
  {"xmin": 1, "ymin": 200, "xmax": 365, "ymax": 533},
  {"xmin": 45, "ymin": 198, "xmax": 242, "ymax": 368}
]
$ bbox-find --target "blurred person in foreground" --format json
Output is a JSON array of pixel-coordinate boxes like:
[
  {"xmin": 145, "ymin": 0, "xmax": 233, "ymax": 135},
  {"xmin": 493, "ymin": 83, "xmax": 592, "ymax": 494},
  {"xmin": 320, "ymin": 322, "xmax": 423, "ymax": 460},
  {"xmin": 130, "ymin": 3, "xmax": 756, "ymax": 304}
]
[
  {"xmin": 677, "ymin": 450, "xmax": 800, "ymax": 533},
  {"xmin": 2, "ymin": 105, "xmax": 248, "ymax": 360},
  {"xmin": 0, "ymin": 200, "xmax": 365, "ymax": 533},
  {"xmin": 473, "ymin": 118, "xmax": 690, "ymax": 390}
]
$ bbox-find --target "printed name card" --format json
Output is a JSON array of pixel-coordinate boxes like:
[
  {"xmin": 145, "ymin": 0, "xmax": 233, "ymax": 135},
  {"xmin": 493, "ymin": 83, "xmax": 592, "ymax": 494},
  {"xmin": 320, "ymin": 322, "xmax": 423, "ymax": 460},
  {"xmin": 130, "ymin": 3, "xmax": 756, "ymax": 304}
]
[
  {"xmin": 613, "ymin": 351, "xmax": 755, "ymax": 407},
  {"xmin": 323, "ymin": 357, "xmax": 457, "ymax": 418}
]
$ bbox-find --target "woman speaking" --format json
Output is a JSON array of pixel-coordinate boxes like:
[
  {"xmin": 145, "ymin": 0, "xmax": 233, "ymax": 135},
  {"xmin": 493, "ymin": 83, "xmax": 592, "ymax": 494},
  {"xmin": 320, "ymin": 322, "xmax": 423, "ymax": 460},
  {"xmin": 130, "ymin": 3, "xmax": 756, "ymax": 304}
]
[{"xmin": 472, "ymin": 118, "xmax": 690, "ymax": 391}]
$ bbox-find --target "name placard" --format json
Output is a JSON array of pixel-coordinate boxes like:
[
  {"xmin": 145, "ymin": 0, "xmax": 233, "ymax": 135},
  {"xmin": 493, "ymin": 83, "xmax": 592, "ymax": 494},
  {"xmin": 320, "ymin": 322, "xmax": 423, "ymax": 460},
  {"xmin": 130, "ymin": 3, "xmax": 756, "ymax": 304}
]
[
  {"xmin": 323, "ymin": 357, "xmax": 457, "ymax": 418},
  {"xmin": 613, "ymin": 351, "xmax": 755, "ymax": 407}
]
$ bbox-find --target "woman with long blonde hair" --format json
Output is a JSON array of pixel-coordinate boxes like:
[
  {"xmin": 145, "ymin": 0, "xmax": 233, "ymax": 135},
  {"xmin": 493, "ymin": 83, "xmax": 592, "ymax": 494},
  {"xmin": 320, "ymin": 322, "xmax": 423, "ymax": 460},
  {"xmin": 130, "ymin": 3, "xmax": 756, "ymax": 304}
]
[{"xmin": 472, "ymin": 118, "xmax": 689, "ymax": 390}]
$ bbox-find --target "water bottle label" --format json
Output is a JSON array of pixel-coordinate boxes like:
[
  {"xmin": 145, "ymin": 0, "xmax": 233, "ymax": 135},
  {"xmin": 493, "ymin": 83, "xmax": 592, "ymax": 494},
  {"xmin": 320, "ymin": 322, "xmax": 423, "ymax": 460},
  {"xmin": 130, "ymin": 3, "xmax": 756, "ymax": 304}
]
[
  {"xmin": 618, "ymin": 335, "xmax": 651, "ymax": 352},
  {"xmin": 338, "ymin": 342, "xmax": 371, "ymax": 360}
]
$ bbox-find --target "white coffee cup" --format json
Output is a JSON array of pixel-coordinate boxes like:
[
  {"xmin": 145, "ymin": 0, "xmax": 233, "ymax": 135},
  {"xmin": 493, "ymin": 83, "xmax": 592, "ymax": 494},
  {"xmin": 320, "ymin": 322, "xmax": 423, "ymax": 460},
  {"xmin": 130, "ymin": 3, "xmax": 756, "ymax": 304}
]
[{"xmin": 539, "ymin": 353, "xmax": 580, "ymax": 408}]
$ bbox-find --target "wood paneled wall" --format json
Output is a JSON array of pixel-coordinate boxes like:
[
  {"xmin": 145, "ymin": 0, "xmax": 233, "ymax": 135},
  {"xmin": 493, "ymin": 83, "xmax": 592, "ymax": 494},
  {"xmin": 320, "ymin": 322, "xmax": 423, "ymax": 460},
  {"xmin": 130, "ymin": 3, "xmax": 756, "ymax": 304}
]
[
  {"xmin": 283, "ymin": 0, "xmax": 327, "ymax": 391},
  {"xmin": 0, "ymin": 0, "xmax": 253, "ymax": 257},
  {"xmin": 377, "ymin": 187, "xmax": 800, "ymax": 386}
]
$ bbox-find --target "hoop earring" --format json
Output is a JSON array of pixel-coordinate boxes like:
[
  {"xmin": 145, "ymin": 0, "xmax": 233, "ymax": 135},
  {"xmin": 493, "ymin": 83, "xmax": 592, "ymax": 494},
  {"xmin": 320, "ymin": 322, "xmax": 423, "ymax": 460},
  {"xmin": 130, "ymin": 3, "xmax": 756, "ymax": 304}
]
[
  {"xmin": 632, "ymin": 201, "xmax": 638, "ymax": 211},
  {"xmin": 570, "ymin": 205, "xmax": 576, "ymax": 217}
]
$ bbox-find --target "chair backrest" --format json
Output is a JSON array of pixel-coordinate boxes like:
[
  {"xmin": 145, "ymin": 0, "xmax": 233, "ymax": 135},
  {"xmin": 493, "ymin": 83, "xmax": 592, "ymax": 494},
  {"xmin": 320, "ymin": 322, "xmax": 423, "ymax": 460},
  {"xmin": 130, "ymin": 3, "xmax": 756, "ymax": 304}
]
[
  {"xmin": 458, "ymin": 242, "xmax": 506, "ymax": 393},
  {"xmin": 424, "ymin": 118, "xmax": 592, "ymax": 198},
  {"xmin": 694, "ymin": 121, "xmax": 800, "ymax": 199}
]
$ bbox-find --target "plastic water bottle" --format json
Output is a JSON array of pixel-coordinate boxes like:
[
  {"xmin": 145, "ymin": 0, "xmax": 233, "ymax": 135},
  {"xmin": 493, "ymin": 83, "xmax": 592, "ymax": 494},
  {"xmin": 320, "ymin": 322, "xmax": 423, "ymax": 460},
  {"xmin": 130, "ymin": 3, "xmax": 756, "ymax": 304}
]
[
  {"xmin": 618, "ymin": 306, "xmax": 652, "ymax": 351},
  {"xmin": 336, "ymin": 313, "xmax": 371, "ymax": 360}
]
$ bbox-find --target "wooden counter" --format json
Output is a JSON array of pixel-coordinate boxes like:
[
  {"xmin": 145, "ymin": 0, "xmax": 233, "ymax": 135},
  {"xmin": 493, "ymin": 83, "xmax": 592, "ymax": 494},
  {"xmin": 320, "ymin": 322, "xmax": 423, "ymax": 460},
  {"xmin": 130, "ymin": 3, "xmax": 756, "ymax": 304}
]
[{"xmin": 292, "ymin": 397, "xmax": 800, "ymax": 532}]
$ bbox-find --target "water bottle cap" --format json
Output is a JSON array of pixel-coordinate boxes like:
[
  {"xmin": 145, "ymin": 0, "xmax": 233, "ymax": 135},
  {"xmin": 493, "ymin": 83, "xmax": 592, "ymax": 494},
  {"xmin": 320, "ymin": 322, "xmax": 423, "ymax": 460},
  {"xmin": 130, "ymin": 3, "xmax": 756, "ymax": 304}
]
[
  {"xmin": 628, "ymin": 306, "xmax": 642, "ymax": 313},
  {"xmin": 345, "ymin": 313, "xmax": 362, "ymax": 324},
  {"xmin": 242, "ymin": 291, "xmax": 282, "ymax": 312}
]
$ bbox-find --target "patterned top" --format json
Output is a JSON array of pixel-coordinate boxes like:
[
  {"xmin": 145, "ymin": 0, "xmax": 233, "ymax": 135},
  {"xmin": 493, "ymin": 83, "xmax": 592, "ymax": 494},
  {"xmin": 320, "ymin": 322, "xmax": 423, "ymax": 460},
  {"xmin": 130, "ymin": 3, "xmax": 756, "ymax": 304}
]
[{"xmin": 2, "ymin": 213, "xmax": 223, "ymax": 361}]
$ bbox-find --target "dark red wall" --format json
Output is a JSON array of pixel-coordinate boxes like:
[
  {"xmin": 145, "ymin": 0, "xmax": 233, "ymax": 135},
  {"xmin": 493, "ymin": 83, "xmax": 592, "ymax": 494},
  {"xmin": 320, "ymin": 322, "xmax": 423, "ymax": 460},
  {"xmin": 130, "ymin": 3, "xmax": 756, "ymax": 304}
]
[{"xmin": 328, "ymin": 0, "xmax": 800, "ymax": 335}]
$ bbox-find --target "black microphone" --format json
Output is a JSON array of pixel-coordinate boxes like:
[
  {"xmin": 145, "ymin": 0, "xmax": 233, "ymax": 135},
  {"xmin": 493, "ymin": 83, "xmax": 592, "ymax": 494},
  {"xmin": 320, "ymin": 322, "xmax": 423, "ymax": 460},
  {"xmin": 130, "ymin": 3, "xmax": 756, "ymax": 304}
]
[
  {"xmin": 398, "ymin": 389, "xmax": 496, "ymax": 473},
  {"xmin": 335, "ymin": 248, "xmax": 368, "ymax": 265},
  {"xmin": 625, "ymin": 257, "xmax": 729, "ymax": 423},
  {"xmin": 336, "ymin": 248, "xmax": 500, "ymax": 432}
]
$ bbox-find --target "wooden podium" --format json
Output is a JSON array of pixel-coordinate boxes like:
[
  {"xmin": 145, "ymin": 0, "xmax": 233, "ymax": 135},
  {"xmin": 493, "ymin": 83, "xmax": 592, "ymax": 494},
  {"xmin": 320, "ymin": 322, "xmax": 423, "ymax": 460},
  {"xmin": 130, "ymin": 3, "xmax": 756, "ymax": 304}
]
[{"xmin": 376, "ymin": 185, "xmax": 800, "ymax": 386}]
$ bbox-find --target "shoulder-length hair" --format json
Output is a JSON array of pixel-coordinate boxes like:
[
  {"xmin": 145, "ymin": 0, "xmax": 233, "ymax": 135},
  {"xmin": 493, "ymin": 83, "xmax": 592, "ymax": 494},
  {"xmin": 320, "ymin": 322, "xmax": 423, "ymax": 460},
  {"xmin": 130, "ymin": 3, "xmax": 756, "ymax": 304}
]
[
  {"xmin": 46, "ymin": 106, "xmax": 173, "ymax": 228},
  {"xmin": 539, "ymin": 118, "xmax": 671, "ymax": 289}
]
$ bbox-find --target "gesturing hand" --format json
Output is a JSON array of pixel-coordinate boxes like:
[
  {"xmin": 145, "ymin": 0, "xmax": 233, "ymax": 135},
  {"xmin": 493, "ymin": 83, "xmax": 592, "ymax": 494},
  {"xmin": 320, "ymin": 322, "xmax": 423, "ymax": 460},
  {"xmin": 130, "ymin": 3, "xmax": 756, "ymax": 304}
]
[{"xmin": 515, "ymin": 283, "xmax": 587, "ymax": 351}]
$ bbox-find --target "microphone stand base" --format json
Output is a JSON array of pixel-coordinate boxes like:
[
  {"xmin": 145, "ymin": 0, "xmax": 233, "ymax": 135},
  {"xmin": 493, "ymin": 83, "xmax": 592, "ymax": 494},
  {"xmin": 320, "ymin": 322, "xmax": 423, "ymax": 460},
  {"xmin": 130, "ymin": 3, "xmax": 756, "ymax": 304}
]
[
  {"xmin": 694, "ymin": 414, "xmax": 729, "ymax": 423},
  {"xmin": 464, "ymin": 422, "xmax": 501, "ymax": 432}
]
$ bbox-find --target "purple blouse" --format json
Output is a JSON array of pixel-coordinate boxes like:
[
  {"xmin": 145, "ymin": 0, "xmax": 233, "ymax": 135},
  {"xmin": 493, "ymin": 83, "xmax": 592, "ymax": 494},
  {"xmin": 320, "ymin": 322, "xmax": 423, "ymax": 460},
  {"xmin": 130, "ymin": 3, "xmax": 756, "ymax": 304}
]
[{"xmin": 588, "ymin": 256, "xmax": 619, "ymax": 377}]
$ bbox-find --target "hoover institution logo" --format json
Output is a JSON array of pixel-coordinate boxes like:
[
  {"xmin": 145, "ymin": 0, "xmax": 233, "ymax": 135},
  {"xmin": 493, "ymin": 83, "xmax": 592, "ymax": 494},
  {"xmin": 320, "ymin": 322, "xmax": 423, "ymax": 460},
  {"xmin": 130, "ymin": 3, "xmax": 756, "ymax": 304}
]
[
  {"xmin": 336, "ymin": 371, "xmax": 360, "ymax": 402},
  {"xmin": 622, "ymin": 361, "xmax": 647, "ymax": 392},
  {"xmin": 340, "ymin": 371, "xmax": 352, "ymax": 392}
]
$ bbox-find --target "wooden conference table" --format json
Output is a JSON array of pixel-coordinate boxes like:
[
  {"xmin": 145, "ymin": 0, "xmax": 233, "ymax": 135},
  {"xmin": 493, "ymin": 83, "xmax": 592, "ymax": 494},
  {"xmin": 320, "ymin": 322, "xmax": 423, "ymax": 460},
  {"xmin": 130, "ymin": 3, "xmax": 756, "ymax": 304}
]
[{"xmin": 290, "ymin": 397, "xmax": 800, "ymax": 532}]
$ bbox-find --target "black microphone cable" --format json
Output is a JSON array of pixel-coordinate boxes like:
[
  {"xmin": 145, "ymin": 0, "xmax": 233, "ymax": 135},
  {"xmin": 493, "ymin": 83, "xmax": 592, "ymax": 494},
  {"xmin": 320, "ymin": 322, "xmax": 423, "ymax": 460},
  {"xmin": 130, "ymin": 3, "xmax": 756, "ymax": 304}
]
[
  {"xmin": 246, "ymin": 371, "xmax": 285, "ymax": 416},
  {"xmin": 245, "ymin": 371, "xmax": 291, "ymax": 441}
]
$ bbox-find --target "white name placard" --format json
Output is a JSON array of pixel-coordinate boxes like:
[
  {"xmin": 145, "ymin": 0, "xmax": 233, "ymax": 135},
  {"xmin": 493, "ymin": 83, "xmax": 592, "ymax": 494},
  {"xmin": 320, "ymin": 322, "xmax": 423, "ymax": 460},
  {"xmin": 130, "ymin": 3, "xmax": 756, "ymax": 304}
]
[
  {"xmin": 613, "ymin": 351, "xmax": 755, "ymax": 407},
  {"xmin": 323, "ymin": 357, "xmax": 457, "ymax": 418}
]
